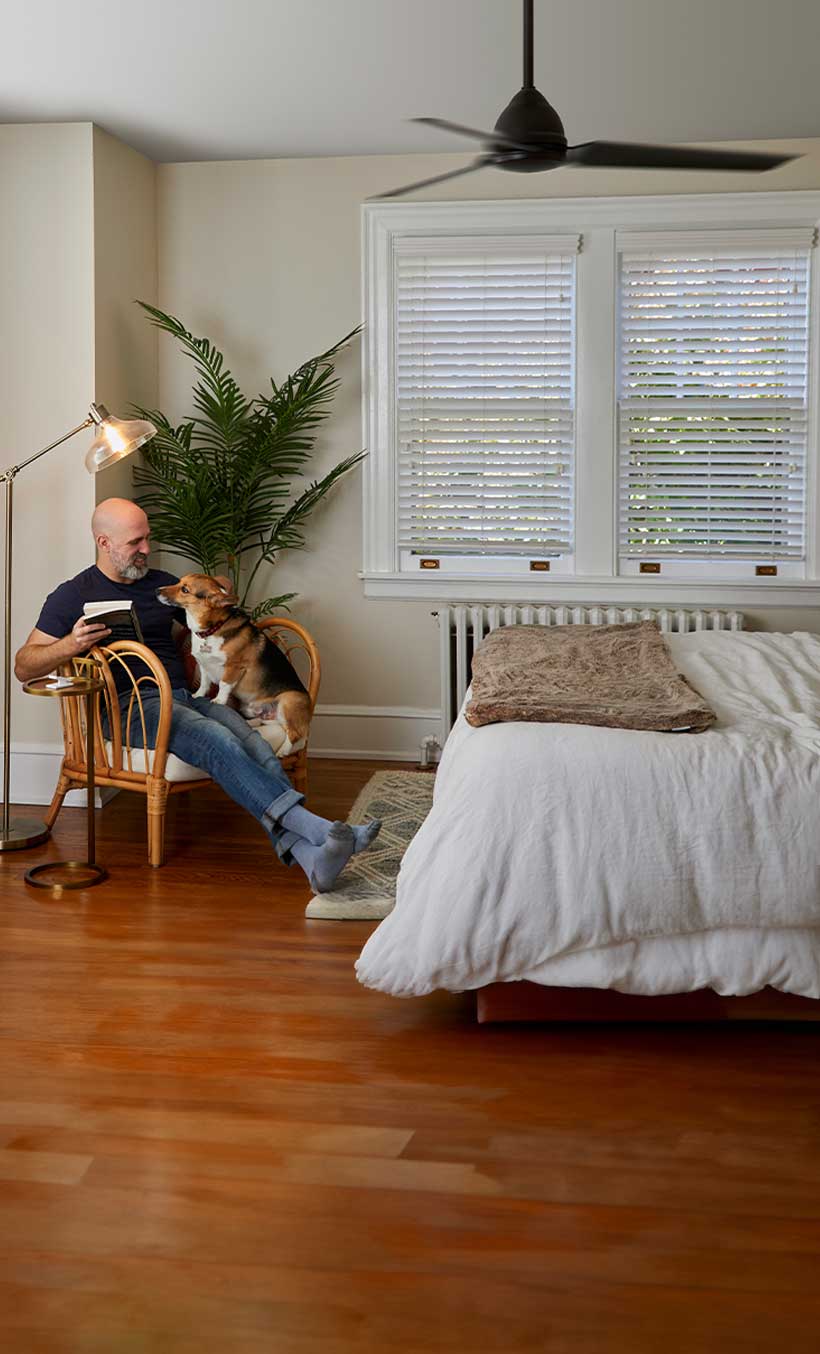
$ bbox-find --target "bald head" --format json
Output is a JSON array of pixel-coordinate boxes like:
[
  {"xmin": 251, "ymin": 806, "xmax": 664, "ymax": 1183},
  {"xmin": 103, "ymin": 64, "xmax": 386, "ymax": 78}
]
[{"xmin": 92, "ymin": 498, "xmax": 152, "ymax": 583}]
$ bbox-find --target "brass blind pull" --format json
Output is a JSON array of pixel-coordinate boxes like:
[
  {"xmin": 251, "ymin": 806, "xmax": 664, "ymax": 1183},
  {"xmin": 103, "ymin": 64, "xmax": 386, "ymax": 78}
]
[
  {"xmin": 756, "ymin": 565, "xmax": 778, "ymax": 577},
  {"xmin": 529, "ymin": 561, "xmax": 550, "ymax": 572},
  {"xmin": 419, "ymin": 558, "xmax": 440, "ymax": 570},
  {"xmin": 639, "ymin": 562, "xmax": 661, "ymax": 574}
]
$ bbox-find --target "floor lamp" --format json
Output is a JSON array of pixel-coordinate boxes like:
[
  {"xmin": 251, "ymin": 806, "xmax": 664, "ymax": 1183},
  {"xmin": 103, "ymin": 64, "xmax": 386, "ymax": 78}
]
[{"xmin": 0, "ymin": 402, "xmax": 157, "ymax": 851}]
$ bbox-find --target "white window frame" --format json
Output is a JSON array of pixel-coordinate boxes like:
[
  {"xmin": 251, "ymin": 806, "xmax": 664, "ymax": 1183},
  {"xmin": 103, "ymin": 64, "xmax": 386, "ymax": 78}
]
[{"xmin": 361, "ymin": 192, "xmax": 820, "ymax": 606}]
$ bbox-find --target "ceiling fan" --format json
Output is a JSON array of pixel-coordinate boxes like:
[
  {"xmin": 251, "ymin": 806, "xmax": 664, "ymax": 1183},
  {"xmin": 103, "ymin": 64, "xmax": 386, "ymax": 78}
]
[{"xmin": 374, "ymin": 0, "xmax": 796, "ymax": 199}]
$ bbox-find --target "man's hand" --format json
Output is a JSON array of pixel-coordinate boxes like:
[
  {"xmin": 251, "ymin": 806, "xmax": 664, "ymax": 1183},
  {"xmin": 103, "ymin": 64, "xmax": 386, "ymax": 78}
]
[
  {"xmin": 69, "ymin": 617, "xmax": 111, "ymax": 656},
  {"xmin": 14, "ymin": 621, "xmax": 111, "ymax": 683}
]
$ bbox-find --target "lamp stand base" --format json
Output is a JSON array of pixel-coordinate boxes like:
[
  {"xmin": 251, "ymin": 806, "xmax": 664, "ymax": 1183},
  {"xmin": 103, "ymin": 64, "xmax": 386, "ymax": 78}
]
[
  {"xmin": 25, "ymin": 860, "xmax": 107, "ymax": 890},
  {"xmin": 0, "ymin": 819, "xmax": 50, "ymax": 851}
]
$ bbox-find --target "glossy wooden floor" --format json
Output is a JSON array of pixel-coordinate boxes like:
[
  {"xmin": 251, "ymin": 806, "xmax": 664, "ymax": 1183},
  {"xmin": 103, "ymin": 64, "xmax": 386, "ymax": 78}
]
[{"xmin": 2, "ymin": 759, "xmax": 820, "ymax": 1353}]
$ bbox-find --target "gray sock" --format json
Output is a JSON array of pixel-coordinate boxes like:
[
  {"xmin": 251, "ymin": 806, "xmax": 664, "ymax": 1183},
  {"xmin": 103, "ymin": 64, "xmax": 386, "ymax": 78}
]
[
  {"xmin": 279, "ymin": 803, "xmax": 333, "ymax": 847},
  {"xmin": 281, "ymin": 804, "xmax": 382, "ymax": 856},
  {"xmin": 291, "ymin": 822, "xmax": 355, "ymax": 893},
  {"xmin": 352, "ymin": 819, "xmax": 382, "ymax": 855}
]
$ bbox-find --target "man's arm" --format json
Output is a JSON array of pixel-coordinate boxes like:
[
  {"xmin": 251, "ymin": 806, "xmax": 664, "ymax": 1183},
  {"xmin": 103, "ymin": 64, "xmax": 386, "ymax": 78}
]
[{"xmin": 14, "ymin": 620, "xmax": 112, "ymax": 683}]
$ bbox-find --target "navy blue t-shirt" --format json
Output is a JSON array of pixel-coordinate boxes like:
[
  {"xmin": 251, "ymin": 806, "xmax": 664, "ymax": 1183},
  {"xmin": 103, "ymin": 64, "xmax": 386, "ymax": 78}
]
[{"xmin": 36, "ymin": 564, "xmax": 188, "ymax": 695}]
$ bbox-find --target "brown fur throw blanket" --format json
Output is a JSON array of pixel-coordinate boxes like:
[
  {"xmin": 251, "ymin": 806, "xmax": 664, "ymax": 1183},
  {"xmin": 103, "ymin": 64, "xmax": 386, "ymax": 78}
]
[{"xmin": 464, "ymin": 620, "xmax": 716, "ymax": 733}]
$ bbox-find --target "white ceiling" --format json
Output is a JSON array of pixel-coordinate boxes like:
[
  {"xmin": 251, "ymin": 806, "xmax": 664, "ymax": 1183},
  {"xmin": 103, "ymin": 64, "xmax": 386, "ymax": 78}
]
[{"xmin": 2, "ymin": 0, "xmax": 820, "ymax": 164}]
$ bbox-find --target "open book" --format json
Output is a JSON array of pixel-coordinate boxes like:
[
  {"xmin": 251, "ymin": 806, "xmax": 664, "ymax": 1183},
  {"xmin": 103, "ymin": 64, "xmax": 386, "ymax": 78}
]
[{"xmin": 83, "ymin": 599, "xmax": 145, "ymax": 644}]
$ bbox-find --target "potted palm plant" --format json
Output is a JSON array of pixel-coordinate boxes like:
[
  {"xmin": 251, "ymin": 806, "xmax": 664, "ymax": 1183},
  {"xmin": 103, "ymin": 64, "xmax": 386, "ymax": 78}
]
[{"xmin": 131, "ymin": 302, "xmax": 364, "ymax": 616}]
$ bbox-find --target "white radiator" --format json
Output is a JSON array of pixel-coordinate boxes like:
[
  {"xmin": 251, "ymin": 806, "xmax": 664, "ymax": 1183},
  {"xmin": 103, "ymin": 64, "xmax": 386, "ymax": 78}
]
[{"xmin": 435, "ymin": 603, "xmax": 744, "ymax": 732}]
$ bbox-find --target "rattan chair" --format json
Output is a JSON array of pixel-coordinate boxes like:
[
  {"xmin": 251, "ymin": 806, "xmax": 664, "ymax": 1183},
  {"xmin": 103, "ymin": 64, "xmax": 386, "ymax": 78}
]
[{"xmin": 44, "ymin": 617, "xmax": 321, "ymax": 867}]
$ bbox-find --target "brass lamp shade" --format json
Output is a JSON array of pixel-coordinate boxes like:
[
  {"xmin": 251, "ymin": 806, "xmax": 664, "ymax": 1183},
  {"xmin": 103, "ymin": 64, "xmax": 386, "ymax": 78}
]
[{"xmin": 84, "ymin": 402, "xmax": 157, "ymax": 473}]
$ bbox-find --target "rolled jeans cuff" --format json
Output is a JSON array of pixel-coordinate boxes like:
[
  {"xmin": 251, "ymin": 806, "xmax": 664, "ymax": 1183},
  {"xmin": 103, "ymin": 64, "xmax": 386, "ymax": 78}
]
[
  {"xmin": 261, "ymin": 787, "xmax": 304, "ymax": 861},
  {"xmin": 273, "ymin": 828, "xmax": 300, "ymax": 864}
]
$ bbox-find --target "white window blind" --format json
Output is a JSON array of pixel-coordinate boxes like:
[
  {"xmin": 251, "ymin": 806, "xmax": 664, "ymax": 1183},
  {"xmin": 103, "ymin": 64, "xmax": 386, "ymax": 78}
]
[
  {"xmin": 395, "ymin": 236, "xmax": 578, "ymax": 558},
  {"xmin": 618, "ymin": 229, "xmax": 814, "ymax": 566}
]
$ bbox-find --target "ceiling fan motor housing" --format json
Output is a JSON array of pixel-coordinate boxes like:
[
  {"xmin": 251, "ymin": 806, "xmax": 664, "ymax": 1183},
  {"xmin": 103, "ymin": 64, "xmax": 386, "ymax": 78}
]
[{"xmin": 493, "ymin": 87, "xmax": 567, "ymax": 170}]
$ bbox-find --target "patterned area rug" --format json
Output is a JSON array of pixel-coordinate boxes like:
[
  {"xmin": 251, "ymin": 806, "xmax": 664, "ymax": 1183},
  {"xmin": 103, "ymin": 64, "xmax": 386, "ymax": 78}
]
[{"xmin": 305, "ymin": 769, "xmax": 436, "ymax": 920}]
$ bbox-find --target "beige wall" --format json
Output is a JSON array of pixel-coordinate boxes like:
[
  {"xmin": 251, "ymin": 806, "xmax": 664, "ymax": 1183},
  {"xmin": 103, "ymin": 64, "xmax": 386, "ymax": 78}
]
[
  {"xmin": 0, "ymin": 122, "xmax": 158, "ymax": 789},
  {"xmin": 157, "ymin": 141, "xmax": 820, "ymax": 713},
  {"xmin": 0, "ymin": 123, "xmax": 96, "ymax": 746},
  {"xmin": 92, "ymin": 126, "xmax": 158, "ymax": 503}
]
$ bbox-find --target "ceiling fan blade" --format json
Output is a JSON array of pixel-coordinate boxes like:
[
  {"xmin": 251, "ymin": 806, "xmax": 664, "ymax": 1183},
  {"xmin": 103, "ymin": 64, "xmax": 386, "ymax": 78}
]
[
  {"xmin": 369, "ymin": 159, "xmax": 493, "ymax": 201},
  {"xmin": 413, "ymin": 117, "xmax": 537, "ymax": 152},
  {"xmin": 565, "ymin": 141, "xmax": 796, "ymax": 172}
]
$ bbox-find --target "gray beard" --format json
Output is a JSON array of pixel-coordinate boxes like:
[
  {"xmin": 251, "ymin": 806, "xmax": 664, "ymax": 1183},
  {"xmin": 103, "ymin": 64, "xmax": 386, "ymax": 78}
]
[{"xmin": 118, "ymin": 559, "xmax": 149, "ymax": 581}]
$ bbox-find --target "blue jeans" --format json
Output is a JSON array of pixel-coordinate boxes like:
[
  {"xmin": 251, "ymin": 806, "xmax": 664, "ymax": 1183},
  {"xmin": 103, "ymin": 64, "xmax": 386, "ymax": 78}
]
[{"xmin": 115, "ymin": 689, "xmax": 304, "ymax": 861}]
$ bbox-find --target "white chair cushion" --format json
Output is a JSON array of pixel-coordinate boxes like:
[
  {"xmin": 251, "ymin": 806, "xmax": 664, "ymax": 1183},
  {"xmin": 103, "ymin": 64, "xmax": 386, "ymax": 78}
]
[{"xmin": 104, "ymin": 741, "xmax": 207, "ymax": 784}]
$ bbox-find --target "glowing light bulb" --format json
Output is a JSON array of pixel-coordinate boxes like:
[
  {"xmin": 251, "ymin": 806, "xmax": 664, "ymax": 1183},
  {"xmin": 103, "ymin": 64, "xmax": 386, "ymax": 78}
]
[{"xmin": 84, "ymin": 402, "xmax": 156, "ymax": 473}]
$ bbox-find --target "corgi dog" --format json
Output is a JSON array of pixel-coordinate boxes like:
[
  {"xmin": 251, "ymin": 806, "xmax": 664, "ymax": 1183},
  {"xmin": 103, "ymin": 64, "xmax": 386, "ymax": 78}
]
[{"xmin": 156, "ymin": 573, "xmax": 311, "ymax": 757}]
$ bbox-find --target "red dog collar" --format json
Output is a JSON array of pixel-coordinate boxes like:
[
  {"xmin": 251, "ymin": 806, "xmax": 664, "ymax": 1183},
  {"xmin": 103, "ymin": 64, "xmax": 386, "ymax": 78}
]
[{"xmin": 195, "ymin": 618, "xmax": 230, "ymax": 639}]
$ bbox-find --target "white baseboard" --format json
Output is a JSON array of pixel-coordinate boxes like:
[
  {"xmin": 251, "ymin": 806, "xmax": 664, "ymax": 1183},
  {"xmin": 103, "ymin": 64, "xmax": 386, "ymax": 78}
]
[
  {"xmin": 308, "ymin": 747, "xmax": 431, "ymax": 762},
  {"xmin": 308, "ymin": 705, "xmax": 443, "ymax": 763},
  {"xmin": 3, "ymin": 742, "xmax": 116, "ymax": 808}
]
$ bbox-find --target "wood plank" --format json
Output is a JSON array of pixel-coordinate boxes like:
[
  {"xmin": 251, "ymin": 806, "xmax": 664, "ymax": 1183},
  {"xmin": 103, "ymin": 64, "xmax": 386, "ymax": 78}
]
[
  {"xmin": 82, "ymin": 1148, "xmax": 500, "ymax": 1197},
  {"xmin": 0, "ymin": 1148, "xmax": 92, "ymax": 1185},
  {"xmin": 0, "ymin": 1106, "xmax": 413, "ymax": 1157}
]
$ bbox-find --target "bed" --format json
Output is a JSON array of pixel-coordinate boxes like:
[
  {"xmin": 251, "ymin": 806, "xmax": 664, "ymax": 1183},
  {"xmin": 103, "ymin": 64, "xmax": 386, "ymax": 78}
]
[{"xmin": 355, "ymin": 629, "xmax": 820, "ymax": 1017}]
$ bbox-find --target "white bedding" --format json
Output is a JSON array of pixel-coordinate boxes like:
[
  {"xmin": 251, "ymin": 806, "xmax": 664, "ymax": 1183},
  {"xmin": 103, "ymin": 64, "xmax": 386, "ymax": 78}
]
[{"xmin": 356, "ymin": 630, "xmax": 820, "ymax": 999}]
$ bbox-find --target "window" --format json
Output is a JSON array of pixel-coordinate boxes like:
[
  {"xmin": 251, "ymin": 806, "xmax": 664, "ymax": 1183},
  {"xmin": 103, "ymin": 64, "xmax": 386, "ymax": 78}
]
[
  {"xmin": 618, "ymin": 230, "xmax": 813, "ymax": 579},
  {"xmin": 362, "ymin": 195, "xmax": 820, "ymax": 603},
  {"xmin": 394, "ymin": 236, "xmax": 578, "ymax": 572}
]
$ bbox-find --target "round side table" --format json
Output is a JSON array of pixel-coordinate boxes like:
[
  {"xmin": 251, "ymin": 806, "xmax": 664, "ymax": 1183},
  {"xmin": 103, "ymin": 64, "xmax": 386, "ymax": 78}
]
[{"xmin": 23, "ymin": 674, "xmax": 108, "ymax": 890}]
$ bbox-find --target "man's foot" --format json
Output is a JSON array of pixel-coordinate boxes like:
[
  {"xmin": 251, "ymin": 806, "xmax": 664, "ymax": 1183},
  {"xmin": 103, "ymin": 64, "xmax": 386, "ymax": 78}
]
[
  {"xmin": 292, "ymin": 822, "xmax": 356, "ymax": 893},
  {"xmin": 351, "ymin": 819, "xmax": 382, "ymax": 855},
  {"xmin": 280, "ymin": 803, "xmax": 382, "ymax": 856}
]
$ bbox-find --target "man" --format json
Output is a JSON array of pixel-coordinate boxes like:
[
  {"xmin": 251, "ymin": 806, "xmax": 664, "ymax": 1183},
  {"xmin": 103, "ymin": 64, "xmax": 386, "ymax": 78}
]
[{"xmin": 15, "ymin": 498, "xmax": 380, "ymax": 891}]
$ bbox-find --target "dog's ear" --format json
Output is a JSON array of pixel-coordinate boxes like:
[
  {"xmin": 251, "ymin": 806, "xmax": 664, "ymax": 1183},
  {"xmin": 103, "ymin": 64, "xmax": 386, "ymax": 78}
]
[{"xmin": 212, "ymin": 575, "xmax": 239, "ymax": 606}]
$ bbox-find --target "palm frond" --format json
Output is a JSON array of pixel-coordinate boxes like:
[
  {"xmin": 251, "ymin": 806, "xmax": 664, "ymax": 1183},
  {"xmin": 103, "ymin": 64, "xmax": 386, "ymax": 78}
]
[
  {"xmin": 131, "ymin": 407, "xmax": 199, "ymax": 467},
  {"xmin": 134, "ymin": 307, "xmax": 363, "ymax": 610},
  {"xmin": 136, "ymin": 302, "xmax": 251, "ymax": 456},
  {"xmin": 265, "ymin": 451, "xmax": 366, "ymax": 553},
  {"xmin": 249, "ymin": 594, "xmax": 297, "ymax": 620}
]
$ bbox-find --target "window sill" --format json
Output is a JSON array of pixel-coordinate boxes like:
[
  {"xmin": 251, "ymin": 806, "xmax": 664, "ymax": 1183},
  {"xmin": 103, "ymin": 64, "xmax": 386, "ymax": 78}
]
[{"xmin": 361, "ymin": 572, "xmax": 820, "ymax": 608}]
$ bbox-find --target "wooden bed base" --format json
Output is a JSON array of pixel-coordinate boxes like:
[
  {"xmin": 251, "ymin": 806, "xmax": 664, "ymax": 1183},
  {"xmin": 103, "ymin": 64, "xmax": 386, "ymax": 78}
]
[{"xmin": 476, "ymin": 981, "xmax": 820, "ymax": 1023}]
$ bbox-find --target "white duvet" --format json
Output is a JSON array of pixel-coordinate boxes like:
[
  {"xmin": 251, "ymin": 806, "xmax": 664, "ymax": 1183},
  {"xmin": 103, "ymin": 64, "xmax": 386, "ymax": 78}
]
[{"xmin": 356, "ymin": 630, "xmax": 820, "ymax": 999}]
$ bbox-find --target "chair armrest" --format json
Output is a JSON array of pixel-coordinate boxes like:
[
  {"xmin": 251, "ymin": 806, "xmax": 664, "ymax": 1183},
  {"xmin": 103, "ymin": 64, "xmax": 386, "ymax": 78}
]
[
  {"xmin": 91, "ymin": 640, "xmax": 174, "ymax": 779},
  {"xmin": 257, "ymin": 618, "xmax": 321, "ymax": 711}
]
